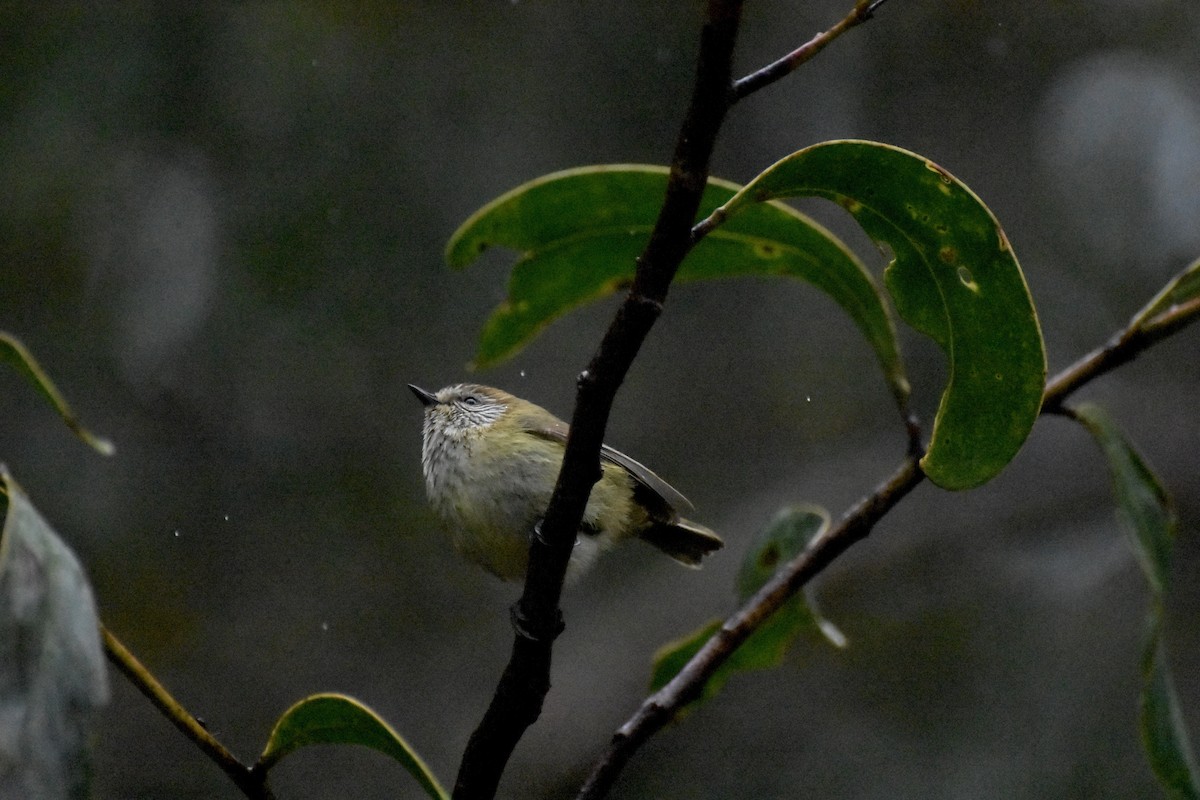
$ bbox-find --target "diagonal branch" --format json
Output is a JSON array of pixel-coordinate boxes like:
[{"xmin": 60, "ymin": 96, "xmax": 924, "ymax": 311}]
[
  {"xmin": 102, "ymin": 625, "xmax": 274, "ymax": 800},
  {"xmin": 577, "ymin": 456, "xmax": 923, "ymax": 800},
  {"xmin": 732, "ymin": 0, "xmax": 891, "ymax": 102},
  {"xmin": 1043, "ymin": 294, "xmax": 1200, "ymax": 413},
  {"xmin": 574, "ymin": 266, "xmax": 1200, "ymax": 800}
]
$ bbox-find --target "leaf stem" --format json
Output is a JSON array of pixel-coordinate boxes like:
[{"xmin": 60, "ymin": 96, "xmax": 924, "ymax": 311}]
[{"xmin": 101, "ymin": 625, "xmax": 274, "ymax": 800}]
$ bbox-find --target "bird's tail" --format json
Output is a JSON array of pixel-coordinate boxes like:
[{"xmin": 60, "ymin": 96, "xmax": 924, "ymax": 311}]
[{"xmin": 638, "ymin": 518, "xmax": 723, "ymax": 567}]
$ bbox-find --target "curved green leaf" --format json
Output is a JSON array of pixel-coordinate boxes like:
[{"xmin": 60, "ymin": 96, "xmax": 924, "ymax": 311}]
[
  {"xmin": 650, "ymin": 506, "xmax": 845, "ymax": 705},
  {"xmin": 257, "ymin": 693, "xmax": 448, "ymax": 800},
  {"xmin": 447, "ymin": 165, "xmax": 909, "ymax": 410},
  {"xmin": 1074, "ymin": 404, "xmax": 1198, "ymax": 799},
  {"xmin": 719, "ymin": 141, "xmax": 1046, "ymax": 490},
  {"xmin": 0, "ymin": 332, "xmax": 114, "ymax": 456}
]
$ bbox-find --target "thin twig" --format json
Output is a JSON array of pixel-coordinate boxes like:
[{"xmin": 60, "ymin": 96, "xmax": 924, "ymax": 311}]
[
  {"xmin": 686, "ymin": 0, "xmax": 884, "ymax": 241},
  {"xmin": 731, "ymin": 0, "xmax": 890, "ymax": 102},
  {"xmin": 1043, "ymin": 294, "xmax": 1200, "ymax": 412},
  {"xmin": 102, "ymin": 625, "xmax": 274, "ymax": 800},
  {"xmin": 451, "ymin": 2, "xmax": 745, "ymax": 798},
  {"xmin": 574, "ymin": 273, "xmax": 1200, "ymax": 800}
]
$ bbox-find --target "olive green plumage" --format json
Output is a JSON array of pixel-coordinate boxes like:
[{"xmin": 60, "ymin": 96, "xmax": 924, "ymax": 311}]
[{"xmin": 410, "ymin": 383, "xmax": 723, "ymax": 582}]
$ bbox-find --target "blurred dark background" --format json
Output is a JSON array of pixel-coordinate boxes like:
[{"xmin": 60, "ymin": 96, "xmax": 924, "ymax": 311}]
[{"xmin": 2, "ymin": 2, "xmax": 1198, "ymax": 798}]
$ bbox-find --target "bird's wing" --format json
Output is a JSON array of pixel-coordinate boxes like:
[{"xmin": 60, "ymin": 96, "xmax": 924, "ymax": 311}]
[{"xmin": 526, "ymin": 421, "xmax": 694, "ymax": 514}]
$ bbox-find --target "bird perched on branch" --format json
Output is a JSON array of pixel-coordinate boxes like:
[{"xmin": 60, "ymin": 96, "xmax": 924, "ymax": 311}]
[{"xmin": 410, "ymin": 383, "xmax": 722, "ymax": 582}]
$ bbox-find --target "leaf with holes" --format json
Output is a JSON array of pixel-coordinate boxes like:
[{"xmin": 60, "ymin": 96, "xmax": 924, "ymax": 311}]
[
  {"xmin": 718, "ymin": 140, "xmax": 1045, "ymax": 490},
  {"xmin": 447, "ymin": 165, "xmax": 910, "ymax": 412}
]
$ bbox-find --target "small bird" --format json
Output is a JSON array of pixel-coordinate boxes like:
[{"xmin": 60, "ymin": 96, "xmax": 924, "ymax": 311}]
[{"xmin": 410, "ymin": 383, "xmax": 723, "ymax": 582}]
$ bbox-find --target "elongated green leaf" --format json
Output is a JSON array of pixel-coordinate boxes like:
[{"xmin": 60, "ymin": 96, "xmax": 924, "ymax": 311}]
[
  {"xmin": 1, "ymin": 469, "xmax": 109, "ymax": 799},
  {"xmin": 1074, "ymin": 404, "xmax": 1198, "ymax": 799},
  {"xmin": 650, "ymin": 506, "xmax": 846, "ymax": 704},
  {"xmin": 719, "ymin": 141, "xmax": 1046, "ymax": 490},
  {"xmin": 1074, "ymin": 405, "xmax": 1176, "ymax": 594},
  {"xmin": 1144, "ymin": 625, "xmax": 1200, "ymax": 800},
  {"xmin": 0, "ymin": 332, "xmax": 114, "ymax": 456},
  {"xmin": 257, "ymin": 693, "xmax": 448, "ymax": 800},
  {"xmin": 1130, "ymin": 257, "xmax": 1200, "ymax": 334},
  {"xmin": 447, "ymin": 165, "xmax": 909, "ymax": 410}
]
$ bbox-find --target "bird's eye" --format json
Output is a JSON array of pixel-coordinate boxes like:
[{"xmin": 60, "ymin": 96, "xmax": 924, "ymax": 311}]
[{"xmin": 462, "ymin": 395, "xmax": 479, "ymax": 406}]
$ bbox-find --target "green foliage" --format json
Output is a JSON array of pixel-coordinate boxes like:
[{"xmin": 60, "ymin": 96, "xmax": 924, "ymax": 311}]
[
  {"xmin": 0, "ymin": 470, "xmax": 109, "ymax": 799},
  {"xmin": 449, "ymin": 142, "xmax": 1048, "ymax": 491},
  {"xmin": 0, "ymin": 332, "xmax": 114, "ymax": 456},
  {"xmin": 256, "ymin": 693, "xmax": 448, "ymax": 800},
  {"xmin": 718, "ymin": 141, "xmax": 1045, "ymax": 490},
  {"xmin": 1073, "ymin": 404, "xmax": 1199, "ymax": 799},
  {"xmin": 1074, "ymin": 405, "xmax": 1176, "ymax": 594},
  {"xmin": 650, "ymin": 507, "xmax": 846, "ymax": 706},
  {"xmin": 446, "ymin": 166, "xmax": 909, "ymax": 411}
]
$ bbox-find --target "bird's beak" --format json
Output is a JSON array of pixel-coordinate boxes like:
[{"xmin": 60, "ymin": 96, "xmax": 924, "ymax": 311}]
[{"xmin": 408, "ymin": 384, "xmax": 439, "ymax": 407}]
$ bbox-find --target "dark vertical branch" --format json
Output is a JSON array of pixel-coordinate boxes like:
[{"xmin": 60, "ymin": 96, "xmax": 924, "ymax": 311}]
[{"xmin": 451, "ymin": 2, "xmax": 745, "ymax": 798}]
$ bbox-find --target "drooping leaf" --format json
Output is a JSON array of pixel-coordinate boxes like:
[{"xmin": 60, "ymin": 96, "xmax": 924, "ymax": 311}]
[
  {"xmin": 1130, "ymin": 257, "xmax": 1200, "ymax": 334},
  {"xmin": 1073, "ymin": 405, "xmax": 1176, "ymax": 594},
  {"xmin": 447, "ymin": 165, "xmax": 909, "ymax": 411},
  {"xmin": 0, "ymin": 469, "xmax": 110, "ymax": 800},
  {"xmin": 1143, "ymin": 623, "xmax": 1200, "ymax": 800},
  {"xmin": 256, "ymin": 693, "xmax": 448, "ymax": 800},
  {"xmin": 718, "ymin": 141, "xmax": 1046, "ymax": 490},
  {"xmin": 0, "ymin": 332, "xmax": 114, "ymax": 456},
  {"xmin": 650, "ymin": 506, "xmax": 846, "ymax": 704},
  {"xmin": 1074, "ymin": 404, "xmax": 1199, "ymax": 798}
]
